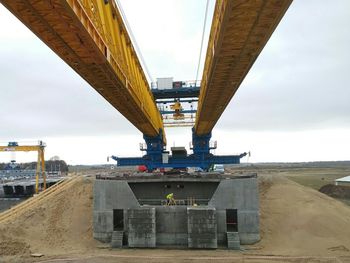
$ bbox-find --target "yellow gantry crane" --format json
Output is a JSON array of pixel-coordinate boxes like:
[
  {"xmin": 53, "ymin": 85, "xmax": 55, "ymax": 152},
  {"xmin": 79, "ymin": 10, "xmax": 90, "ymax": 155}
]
[{"xmin": 0, "ymin": 141, "xmax": 46, "ymax": 194}]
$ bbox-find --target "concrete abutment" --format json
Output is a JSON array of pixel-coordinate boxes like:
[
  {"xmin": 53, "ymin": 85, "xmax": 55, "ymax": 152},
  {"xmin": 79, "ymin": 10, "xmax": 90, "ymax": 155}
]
[{"xmin": 93, "ymin": 173, "xmax": 260, "ymax": 248}]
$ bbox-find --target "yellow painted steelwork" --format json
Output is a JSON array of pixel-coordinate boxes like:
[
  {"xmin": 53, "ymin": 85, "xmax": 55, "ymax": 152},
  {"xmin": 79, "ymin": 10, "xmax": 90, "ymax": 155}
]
[
  {"xmin": 195, "ymin": 0, "xmax": 293, "ymax": 135},
  {"xmin": 0, "ymin": 0, "xmax": 294, "ymax": 144},
  {"xmin": 170, "ymin": 101, "xmax": 185, "ymax": 120},
  {"xmin": 0, "ymin": 144, "xmax": 46, "ymax": 194},
  {"xmin": 1, "ymin": 0, "xmax": 164, "ymax": 141}
]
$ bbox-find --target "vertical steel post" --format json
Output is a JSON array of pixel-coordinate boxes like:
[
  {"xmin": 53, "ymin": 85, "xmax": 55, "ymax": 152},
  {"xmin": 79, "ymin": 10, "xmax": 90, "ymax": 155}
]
[
  {"xmin": 40, "ymin": 147, "xmax": 46, "ymax": 190},
  {"xmin": 35, "ymin": 152, "xmax": 40, "ymax": 194}
]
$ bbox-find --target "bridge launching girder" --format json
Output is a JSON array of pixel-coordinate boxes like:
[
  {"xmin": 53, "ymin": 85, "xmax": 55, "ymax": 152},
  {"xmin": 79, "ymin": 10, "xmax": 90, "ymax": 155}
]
[
  {"xmin": 1, "ymin": 0, "xmax": 164, "ymax": 139},
  {"xmin": 1, "ymin": 1, "xmax": 294, "ymax": 171},
  {"xmin": 195, "ymin": 0, "xmax": 292, "ymax": 135}
]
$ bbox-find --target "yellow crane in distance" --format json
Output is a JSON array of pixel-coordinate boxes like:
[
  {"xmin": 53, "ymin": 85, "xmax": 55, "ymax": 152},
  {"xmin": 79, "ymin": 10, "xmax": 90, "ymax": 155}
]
[{"xmin": 0, "ymin": 141, "xmax": 46, "ymax": 194}]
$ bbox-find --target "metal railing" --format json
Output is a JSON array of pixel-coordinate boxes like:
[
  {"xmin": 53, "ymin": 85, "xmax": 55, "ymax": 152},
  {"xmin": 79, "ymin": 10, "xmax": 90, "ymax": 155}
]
[{"xmin": 137, "ymin": 198, "xmax": 210, "ymax": 206}]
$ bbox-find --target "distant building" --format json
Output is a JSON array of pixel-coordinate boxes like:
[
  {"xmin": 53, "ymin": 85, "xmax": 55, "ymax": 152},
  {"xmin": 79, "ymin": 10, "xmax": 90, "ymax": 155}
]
[{"xmin": 335, "ymin": 176, "xmax": 350, "ymax": 186}]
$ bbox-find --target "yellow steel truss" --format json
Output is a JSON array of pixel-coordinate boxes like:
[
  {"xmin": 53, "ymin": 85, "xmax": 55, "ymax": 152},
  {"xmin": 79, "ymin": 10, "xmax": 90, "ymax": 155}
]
[
  {"xmin": 0, "ymin": 0, "xmax": 294, "ymax": 142},
  {"xmin": 1, "ymin": 0, "xmax": 165, "ymax": 141},
  {"xmin": 195, "ymin": 0, "xmax": 292, "ymax": 135}
]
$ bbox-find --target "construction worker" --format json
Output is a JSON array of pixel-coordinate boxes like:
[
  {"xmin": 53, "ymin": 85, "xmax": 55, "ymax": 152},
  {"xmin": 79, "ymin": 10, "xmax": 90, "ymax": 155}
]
[{"xmin": 166, "ymin": 193, "xmax": 175, "ymax": 206}]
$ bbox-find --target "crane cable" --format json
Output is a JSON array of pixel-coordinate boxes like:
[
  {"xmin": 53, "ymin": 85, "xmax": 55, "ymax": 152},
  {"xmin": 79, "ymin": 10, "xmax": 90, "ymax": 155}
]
[
  {"xmin": 195, "ymin": 0, "xmax": 210, "ymax": 87},
  {"xmin": 114, "ymin": 0, "xmax": 154, "ymax": 85}
]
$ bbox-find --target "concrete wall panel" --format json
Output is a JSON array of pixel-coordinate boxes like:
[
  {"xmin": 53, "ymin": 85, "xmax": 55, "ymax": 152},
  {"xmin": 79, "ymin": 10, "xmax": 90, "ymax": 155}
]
[
  {"xmin": 93, "ymin": 232, "xmax": 112, "ymax": 243},
  {"xmin": 239, "ymin": 233, "xmax": 261, "ymax": 245},
  {"xmin": 208, "ymin": 177, "xmax": 259, "ymax": 210},
  {"xmin": 187, "ymin": 208, "xmax": 217, "ymax": 249},
  {"xmin": 94, "ymin": 180, "xmax": 139, "ymax": 211},
  {"xmin": 93, "ymin": 210, "xmax": 113, "ymax": 233},
  {"xmin": 156, "ymin": 206, "xmax": 187, "ymax": 234},
  {"xmin": 128, "ymin": 208, "xmax": 156, "ymax": 248},
  {"xmin": 216, "ymin": 210, "xmax": 227, "ymax": 233},
  {"xmin": 157, "ymin": 233, "xmax": 187, "ymax": 246},
  {"xmin": 238, "ymin": 210, "xmax": 260, "ymax": 233}
]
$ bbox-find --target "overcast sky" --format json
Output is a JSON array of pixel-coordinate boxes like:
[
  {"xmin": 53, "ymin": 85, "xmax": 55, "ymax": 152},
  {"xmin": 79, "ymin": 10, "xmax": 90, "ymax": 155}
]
[{"xmin": 0, "ymin": 0, "xmax": 349, "ymax": 164}]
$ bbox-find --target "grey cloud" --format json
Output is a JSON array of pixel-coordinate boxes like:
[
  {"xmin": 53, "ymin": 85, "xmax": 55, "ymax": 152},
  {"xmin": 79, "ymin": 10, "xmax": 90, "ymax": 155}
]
[{"xmin": 0, "ymin": 39, "xmax": 138, "ymax": 138}]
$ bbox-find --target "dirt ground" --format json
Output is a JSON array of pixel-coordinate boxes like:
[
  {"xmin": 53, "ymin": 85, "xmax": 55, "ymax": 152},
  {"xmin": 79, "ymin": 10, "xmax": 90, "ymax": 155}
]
[{"xmin": 1, "ymin": 168, "xmax": 350, "ymax": 262}]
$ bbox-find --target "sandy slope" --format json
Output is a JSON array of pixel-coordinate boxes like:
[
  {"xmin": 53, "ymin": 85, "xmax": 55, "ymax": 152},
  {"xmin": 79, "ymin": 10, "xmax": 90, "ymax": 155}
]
[
  {"xmin": 258, "ymin": 175, "xmax": 350, "ymax": 256},
  {"xmin": 0, "ymin": 174, "xmax": 350, "ymax": 261},
  {"xmin": 0, "ymin": 176, "xmax": 98, "ymax": 258}
]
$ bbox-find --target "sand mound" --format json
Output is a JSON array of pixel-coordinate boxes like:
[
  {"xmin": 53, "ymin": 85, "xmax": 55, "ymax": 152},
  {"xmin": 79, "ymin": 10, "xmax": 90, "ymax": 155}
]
[
  {"xmin": 258, "ymin": 175, "xmax": 350, "ymax": 256},
  {"xmin": 0, "ymin": 176, "xmax": 98, "ymax": 257},
  {"xmin": 1, "ymin": 174, "xmax": 350, "ymax": 260},
  {"xmin": 0, "ymin": 239, "xmax": 29, "ymax": 256}
]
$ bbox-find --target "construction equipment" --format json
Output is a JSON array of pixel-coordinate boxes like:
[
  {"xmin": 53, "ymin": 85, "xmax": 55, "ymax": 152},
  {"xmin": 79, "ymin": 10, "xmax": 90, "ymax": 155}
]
[
  {"xmin": 0, "ymin": 141, "xmax": 46, "ymax": 193},
  {"xmin": 0, "ymin": 0, "xmax": 293, "ymax": 171}
]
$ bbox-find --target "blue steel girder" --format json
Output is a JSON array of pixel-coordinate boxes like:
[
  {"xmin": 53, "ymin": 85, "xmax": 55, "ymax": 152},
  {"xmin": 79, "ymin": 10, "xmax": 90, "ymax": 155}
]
[
  {"xmin": 112, "ymin": 128, "xmax": 247, "ymax": 171},
  {"xmin": 112, "ymin": 153, "xmax": 245, "ymax": 171},
  {"xmin": 156, "ymin": 98, "xmax": 198, "ymax": 104},
  {"xmin": 152, "ymin": 86, "xmax": 200, "ymax": 99}
]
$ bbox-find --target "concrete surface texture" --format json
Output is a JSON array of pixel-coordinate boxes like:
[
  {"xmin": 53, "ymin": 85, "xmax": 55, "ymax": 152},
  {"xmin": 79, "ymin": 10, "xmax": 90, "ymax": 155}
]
[
  {"xmin": 93, "ymin": 174, "xmax": 260, "ymax": 248},
  {"xmin": 127, "ymin": 208, "xmax": 156, "ymax": 247},
  {"xmin": 155, "ymin": 206, "xmax": 187, "ymax": 246},
  {"xmin": 227, "ymin": 232, "xmax": 240, "ymax": 250},
  {"xmin": 187, "ymin": 207, "xmax": 217, "ymax": 249}
]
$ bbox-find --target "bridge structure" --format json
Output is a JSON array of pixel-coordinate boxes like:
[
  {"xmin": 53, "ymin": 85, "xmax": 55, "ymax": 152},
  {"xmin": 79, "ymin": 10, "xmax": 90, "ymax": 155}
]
[{"xmin": 1, "ymin": 0, "xmax": 293, "ymax": 171}]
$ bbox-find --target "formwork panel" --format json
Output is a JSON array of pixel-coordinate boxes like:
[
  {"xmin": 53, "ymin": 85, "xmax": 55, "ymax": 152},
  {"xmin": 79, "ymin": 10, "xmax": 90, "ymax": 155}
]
[
  {"xmin": 187, "ymin": 207, "xmax": 217, "ymax": 249},
  {"xmin": 93, "ymin": 210, "xmax": 113, "ymax": 233},
  {"xmin": 127, "ymin": 207, "xmax": 156, "ymax": 247}
]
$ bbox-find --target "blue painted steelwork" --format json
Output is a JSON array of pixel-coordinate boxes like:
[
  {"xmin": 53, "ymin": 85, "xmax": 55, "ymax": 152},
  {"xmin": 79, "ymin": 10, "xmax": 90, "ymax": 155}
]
[
  {"xmin": 112, "ymin": 128, "xmax": 247, "ymax": 171},
  {"xmin": 140, "ymin": 129, "xmax": 166, "ymax": 167},
  {"xmin": 153, "ymin": 84, "xmax": 199, "ymax": 128},
  {"xmin": 152, "ymin": 86, "xmax": 200, "ymax": 99},
  {"xmin": 156, "ymin": 98, "xmax": 198, "ymax": 104},
  {"xmin": 160, "ymin": 110, "xmax": 197, "ymax": 115},
  {"xmin": 191, "ymin": 128, "xmax": 215, "ymax": 155},
  {"xmin": 112, "ymin": 81, "xmax": 246, "ymax": 171},
  {"xmin": 112, "ymin": 153, "xmax": 245, "ymax": 171}
]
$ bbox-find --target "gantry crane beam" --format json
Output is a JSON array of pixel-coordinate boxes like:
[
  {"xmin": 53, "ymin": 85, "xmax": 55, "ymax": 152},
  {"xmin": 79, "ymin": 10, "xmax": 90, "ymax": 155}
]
[
  {"xmin": 0, "ymin": 146, "xmax": 43, "ymax": 152},
  {"xmin": 0, "ymin": 0, "xmax": 164, "ymax": 139},
  {"xmin": 195, "ymin": 0, "xmax": 292, "ymax": 135},
  {"xmin": 0, "ymin": 143, "xmax": 46, "ymax": 194}
]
